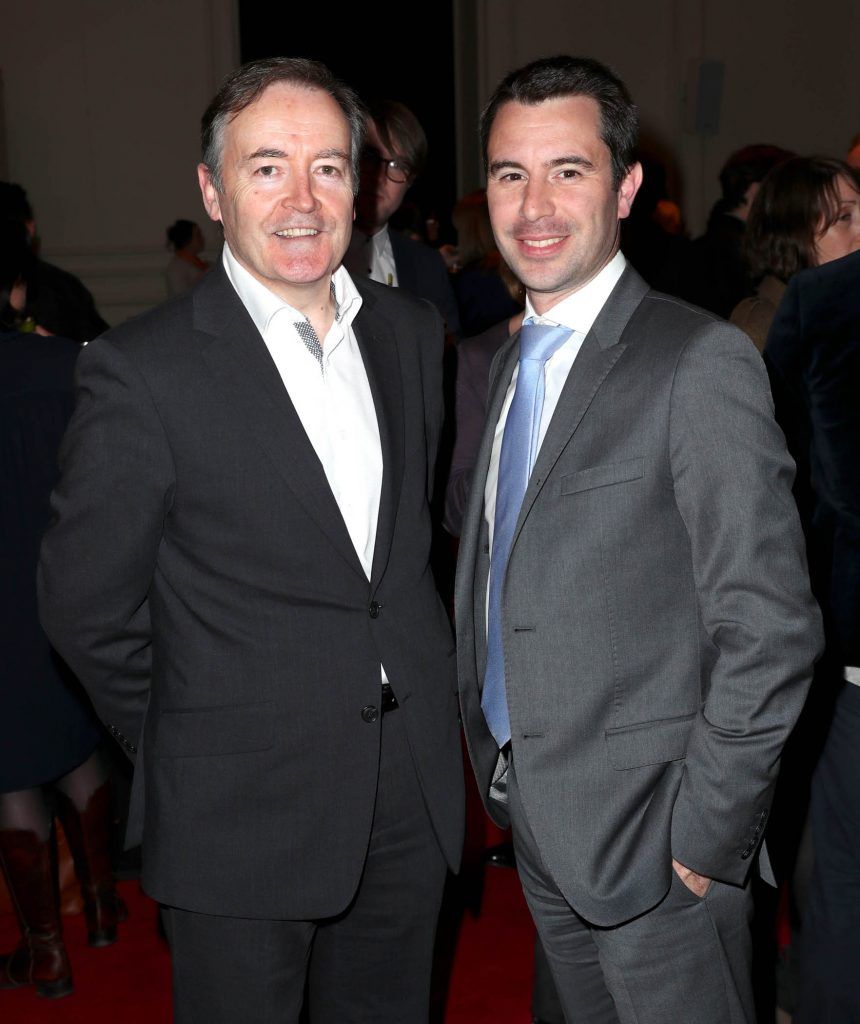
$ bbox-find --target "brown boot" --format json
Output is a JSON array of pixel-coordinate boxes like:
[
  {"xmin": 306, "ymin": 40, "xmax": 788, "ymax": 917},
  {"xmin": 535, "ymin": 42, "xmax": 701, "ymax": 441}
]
[
  {"xmin": 0, "ymin": 828, "xmax": 73, "ymax": 998},
  {"xmin": 56, "ymin": 782, "xmax": 128, "ymax": 947}
]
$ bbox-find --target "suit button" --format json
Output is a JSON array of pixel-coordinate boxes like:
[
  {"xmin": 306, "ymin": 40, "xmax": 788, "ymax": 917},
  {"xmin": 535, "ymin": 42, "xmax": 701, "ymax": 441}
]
[
  {"xmin": 369, "ymin": 601, "xmax": 380, "ymax": 619},
  {"xmin": 361, "ymin": 705, "xmax": 379, "ymax": 723}
]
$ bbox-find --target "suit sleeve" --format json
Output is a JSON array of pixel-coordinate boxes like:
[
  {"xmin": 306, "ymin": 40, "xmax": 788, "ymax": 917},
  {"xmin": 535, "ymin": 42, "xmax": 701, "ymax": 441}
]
[
  {"xmin": 415, "ymin": 301, "xmax": 446, "ymax": 502},
  {"xmin": 429, "ymin": 253, "xmax": 462, "ymax": 338},
  {"xmin": 444, "ymin": 341, "xmax": 490, "ymax": 538},
  {"xmin": 38, "ymin": 334, "xmax": 175, "ymax": 759},
  {"xmin": 666, "ymin": 322, "xmax": 823, "ymax": 883},
  {"xmin": 805, "ymin": 320, "xmax": 860, "ymax": 667}
]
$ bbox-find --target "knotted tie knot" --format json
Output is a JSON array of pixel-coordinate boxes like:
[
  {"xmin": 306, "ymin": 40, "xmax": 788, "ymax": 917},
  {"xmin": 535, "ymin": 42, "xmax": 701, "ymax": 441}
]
[{"xmin": 519, "ymin": 320, "xmax": 572, "ymax": 366}]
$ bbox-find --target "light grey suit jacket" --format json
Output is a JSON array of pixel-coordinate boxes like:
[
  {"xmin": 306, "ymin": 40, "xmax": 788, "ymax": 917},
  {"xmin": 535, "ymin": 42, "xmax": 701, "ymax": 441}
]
[{"xmin": 455, "ymin": 266, "xmax": 822, "ymax": 927}]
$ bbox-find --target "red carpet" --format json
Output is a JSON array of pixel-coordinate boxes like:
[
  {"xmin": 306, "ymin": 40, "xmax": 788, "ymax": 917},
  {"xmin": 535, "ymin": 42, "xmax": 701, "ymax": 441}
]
[{"xmin": 0, "ymin": 868, "xmax": 535, "ymax": 1023}]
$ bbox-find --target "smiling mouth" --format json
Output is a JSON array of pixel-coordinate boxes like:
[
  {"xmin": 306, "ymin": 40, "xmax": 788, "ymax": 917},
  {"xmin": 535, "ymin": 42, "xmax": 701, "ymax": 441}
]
[
  {"xmin": 521, "ymin": 237, "xmax": 565, "ymax": 249},
  {"xmin": 274, "ymin": 228, "xmax": 320, "ymax": 238}
]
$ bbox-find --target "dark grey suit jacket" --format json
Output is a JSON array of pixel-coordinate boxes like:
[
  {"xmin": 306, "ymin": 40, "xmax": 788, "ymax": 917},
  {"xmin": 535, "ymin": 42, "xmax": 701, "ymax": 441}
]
[
  {"xmin": 390, "ymin": 230, "xmax": 461, "ymax": 336},
  {"xmin": 443, "ymin": 319, "xmax": 511, "ymax": 537},
  {"xmin": 39, "ymin": 267, "xmax": 464, "ymax": 919},
  {"xmin": 455, "ymin": 266, "xmax": 822, "ymax": 927}
]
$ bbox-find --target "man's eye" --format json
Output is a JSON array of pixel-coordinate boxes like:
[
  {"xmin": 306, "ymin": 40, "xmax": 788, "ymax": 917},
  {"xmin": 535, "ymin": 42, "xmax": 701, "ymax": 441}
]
[
  {"xmin": 317, "ymin": 165, "xmax": 340, "ymax": 176},
  {"xmin": 558, "ymin": 168, "xmax": 580, "ymax": 179},
  {"xmin": 499, "ymin": 172, "xmax": 524, "ymax": 183},
  {"xmin": 256, "ymin": 165, "xmax": 277, "ymax": 177}
]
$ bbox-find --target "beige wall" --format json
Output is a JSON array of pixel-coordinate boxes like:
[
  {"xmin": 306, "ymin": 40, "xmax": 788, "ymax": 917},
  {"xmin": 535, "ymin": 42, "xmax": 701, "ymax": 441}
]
[
  {"xmin": 0, "ymin": 0, "xmax": 239, "ymax": 326},
  {"xmin": 456, "ymin": 0, "xmax": 860, "ymax": 234},
  {"xmin": 3, "ymin": 0, "xmax": 857, "ymax": 323}
]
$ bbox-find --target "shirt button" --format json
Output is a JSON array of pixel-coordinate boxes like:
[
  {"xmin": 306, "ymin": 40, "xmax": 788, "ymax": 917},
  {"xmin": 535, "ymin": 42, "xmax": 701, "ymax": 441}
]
[
  {"xmin": 361, "ymin": 705, "xmax": 379, "ymax": 723},
  {"xmin": 369, "ymin": 601, "xmax": 380, "ymax": 619}
]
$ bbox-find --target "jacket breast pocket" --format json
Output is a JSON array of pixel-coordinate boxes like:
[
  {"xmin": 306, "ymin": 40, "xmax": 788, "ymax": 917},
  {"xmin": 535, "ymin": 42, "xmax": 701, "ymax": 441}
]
[
  {"xmin": 560, "ymin": 457, "xmax": 644, "ymax": 495},
  {"xmin": 155, "ymin": 700, "xmax": 275, "ymax": 758},
  {"xmin": 604, "ymin": 712, "xmax": 696, "ymax": 769}
]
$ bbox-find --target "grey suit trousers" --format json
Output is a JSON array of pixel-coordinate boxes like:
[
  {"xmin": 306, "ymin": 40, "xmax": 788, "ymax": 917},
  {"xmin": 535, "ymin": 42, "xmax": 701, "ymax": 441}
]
[{"xmin": 503, "ymin": 753, "xmax": 755, "ymax": 1024}]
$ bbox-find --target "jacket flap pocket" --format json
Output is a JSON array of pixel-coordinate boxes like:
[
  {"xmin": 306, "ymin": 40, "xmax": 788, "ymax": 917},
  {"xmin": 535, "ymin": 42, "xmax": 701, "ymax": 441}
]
[
  {"xmin": 604, "ymin": 712, "xmax": 695, "ymax": 769},
  {"xmin": 155, "ymin": 701, "xmax": 275, "ymax": 757},
  {"xmin": 560, "ymin": 457, "xmax": 644, "ymax": 495}
]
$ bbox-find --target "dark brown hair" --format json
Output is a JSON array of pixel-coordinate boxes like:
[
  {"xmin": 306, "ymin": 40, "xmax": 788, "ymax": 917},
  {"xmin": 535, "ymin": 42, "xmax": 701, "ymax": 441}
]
[
  {"xmin": 744, "ymin": 156, "xmax": 860, "ymax": 282},
  {"xmin": 479, "ymin": 55, "xmax": 638, "ymax": 188},
  {"xmin": 367, "ymin": 99, "xmax": 428, "ymax": 181}
]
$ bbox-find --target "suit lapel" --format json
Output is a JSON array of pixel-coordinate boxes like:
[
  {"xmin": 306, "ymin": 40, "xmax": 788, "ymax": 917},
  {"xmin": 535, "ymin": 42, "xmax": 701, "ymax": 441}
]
[
  {"xmin": 454, "ymin": 334, "xmax": 519, "ymax": 661},
  {"xmin": 351, "ymin": 283, "xmax": 405, "ymax": 589},
  {"xmin": 195, "ymin": 267, "xmax": 367, "ymax": 580},
  {"xmin": 389, "ymin": 231, "xmax": 416, "ymax": 293},
  {"xmin": 457, "ymin": 266, "xmax": 651, "ymax": 596},
  {"xmin": 510, "ymin": 332, "xmax": 625, "ymax": 545},
  {"xmin": 511, "ymin": 266, "xmax": 650, "ymax": 546}
]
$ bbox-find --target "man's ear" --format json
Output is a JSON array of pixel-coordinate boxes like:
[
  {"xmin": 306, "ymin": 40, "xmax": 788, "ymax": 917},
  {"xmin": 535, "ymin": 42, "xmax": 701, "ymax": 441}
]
[
  {"xmin": 197, "ymin": 164, "xmax": 222, "ymax": 224},
  {"xmin": 617, "ymin": 161, "xmax": 643, "ymax": 221}
]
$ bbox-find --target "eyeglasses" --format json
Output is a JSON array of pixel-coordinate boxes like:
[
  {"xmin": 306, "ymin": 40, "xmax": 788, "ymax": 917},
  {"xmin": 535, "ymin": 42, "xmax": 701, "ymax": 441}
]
[{"xmin": 360, "ymin": 146, "xmax": 412, "ymax": 184}]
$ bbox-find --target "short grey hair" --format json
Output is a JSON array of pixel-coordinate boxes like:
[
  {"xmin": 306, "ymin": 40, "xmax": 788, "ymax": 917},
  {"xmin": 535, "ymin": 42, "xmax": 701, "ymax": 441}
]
[{"xmin": 201, "ymin": 57, "xmax": 366, "ymax": 195}]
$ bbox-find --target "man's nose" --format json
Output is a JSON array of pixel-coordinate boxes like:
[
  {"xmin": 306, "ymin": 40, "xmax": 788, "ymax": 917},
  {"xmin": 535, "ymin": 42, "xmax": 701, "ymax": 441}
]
[
  {"xmin": 282, "ymin": 172, "xmax": 318, "ymax": 213},
  {"xmin": 520, "ymin": 178, "xmax": 553, "ymax": 221}
]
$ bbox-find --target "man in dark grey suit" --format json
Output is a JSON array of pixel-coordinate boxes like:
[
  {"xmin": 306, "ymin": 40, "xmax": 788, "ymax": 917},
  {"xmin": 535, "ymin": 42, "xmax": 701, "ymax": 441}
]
[
  {"xmin": 455, "ymin": 55, "xmax": 822, "ymax": 1023},
  {"xmin": 38, "ymin": 57, "xmax": 463, "ymax": 1023}
]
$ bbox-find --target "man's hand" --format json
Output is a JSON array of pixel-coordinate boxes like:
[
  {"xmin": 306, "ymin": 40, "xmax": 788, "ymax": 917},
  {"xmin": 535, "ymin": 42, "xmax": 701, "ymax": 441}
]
[{"xmin": 672, "ymin": 858, "xmax": 712, "ymax": 897}]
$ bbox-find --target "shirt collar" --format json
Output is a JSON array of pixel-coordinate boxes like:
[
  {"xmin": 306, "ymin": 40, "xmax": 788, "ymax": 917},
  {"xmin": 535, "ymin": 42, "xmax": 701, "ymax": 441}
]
[
  {"xmin": 346, "ymin": 224, "xmax": 392, "ymax": 259},
  {"xmin": 370, "ymin": 224, "xmax": 393, "ymax": 260},
  {"xmin": 221, "ymin": 242, "xmax": 362, "ymax": 336},
  {"xmin": 524, "ymin": 250, "xmax": 626, "ymax": 335}
]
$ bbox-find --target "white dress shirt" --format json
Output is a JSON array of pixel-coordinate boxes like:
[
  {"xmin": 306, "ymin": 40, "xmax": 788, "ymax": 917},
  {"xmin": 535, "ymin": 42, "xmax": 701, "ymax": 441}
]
[
  {"xmin": 222, "ymin": 244, "xmax": 383, "ymax": 581},
  {"xmin": 484, "ymin": 250, "xmax": 627, "ymax": 557},
  {"xmin": 344, "ymin": 226, "xmax": 399, "ymax": 287}
]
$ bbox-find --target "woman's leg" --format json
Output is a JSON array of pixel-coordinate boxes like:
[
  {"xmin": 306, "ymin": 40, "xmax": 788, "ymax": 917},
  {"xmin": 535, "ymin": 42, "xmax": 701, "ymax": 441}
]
[
  {"xmin": 0, "ymin": 787, "xmax": 73, "ymax": 998},
  {"xmin": 54, "ymin": 749, "xmax": 128, "ymax": 946}
]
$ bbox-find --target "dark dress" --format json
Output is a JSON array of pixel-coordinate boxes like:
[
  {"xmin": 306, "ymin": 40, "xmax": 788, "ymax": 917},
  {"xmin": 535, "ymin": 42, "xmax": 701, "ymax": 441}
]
[{"xmin": 0, "ymin": 329, "xmax": 101, "ymax": 792}]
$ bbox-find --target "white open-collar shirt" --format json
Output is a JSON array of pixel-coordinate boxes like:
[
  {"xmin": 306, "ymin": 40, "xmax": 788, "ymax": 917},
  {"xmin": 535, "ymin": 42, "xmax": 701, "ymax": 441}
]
[{"xmin": 222, "ymin": 244, "xmax": 383, "ymax": 583}]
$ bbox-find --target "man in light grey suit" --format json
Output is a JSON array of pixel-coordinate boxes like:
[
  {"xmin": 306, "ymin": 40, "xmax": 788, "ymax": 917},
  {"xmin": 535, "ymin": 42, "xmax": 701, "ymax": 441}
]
[{"xmin": 455, "ymin": 55, "xmax": 822, "ymax": 1023}]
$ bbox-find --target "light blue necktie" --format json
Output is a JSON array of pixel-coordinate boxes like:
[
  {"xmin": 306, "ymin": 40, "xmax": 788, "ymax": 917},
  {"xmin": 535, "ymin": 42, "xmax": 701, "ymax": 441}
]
[{"xmin": 481, "ymin": 321, "xmax": 572, "ymax": 747}]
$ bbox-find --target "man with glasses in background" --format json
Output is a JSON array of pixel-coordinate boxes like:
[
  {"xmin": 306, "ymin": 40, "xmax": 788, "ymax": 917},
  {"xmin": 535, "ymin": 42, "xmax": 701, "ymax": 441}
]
[{"xmin": 345, "ymin": 99, "xmax": 460, "ymax": 336}]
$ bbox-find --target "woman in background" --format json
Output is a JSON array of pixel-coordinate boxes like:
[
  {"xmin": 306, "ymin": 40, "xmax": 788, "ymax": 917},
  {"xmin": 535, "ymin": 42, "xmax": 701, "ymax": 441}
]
[
  {"xmin": 731, "ymin": 156, "xmax": 860, "ymax": 351},
  {"xmin": 1, "ymin": 220, "xmax": 126, "ymax": 999}
]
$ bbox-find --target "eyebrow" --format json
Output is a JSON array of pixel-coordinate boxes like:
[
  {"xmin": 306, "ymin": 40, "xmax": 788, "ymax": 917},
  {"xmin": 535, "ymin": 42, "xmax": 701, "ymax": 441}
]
[
  {"xmin": 246, "ymin": 148, "xmax": 288, "ymax": 161},
  {"xmin": 549, "ymin": 155, "xmax": 595, "ymax": 171},
  {"xmin": 315, "ymin": 149, "xmax": 350, "ymax": 162},
  {"xmin": 488, "ymin": 155, "xmax": 595, "ymax": 175},
  {"xmin": 244, "ymin": 147, "xmax": 350, "ymax": 162}
]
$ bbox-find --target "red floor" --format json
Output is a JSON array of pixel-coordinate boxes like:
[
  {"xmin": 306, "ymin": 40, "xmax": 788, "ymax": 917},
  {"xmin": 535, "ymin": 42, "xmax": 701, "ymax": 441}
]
[{"xmin": 0, "ymin": 867, "xmax": 535, "ymax": 1023}]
